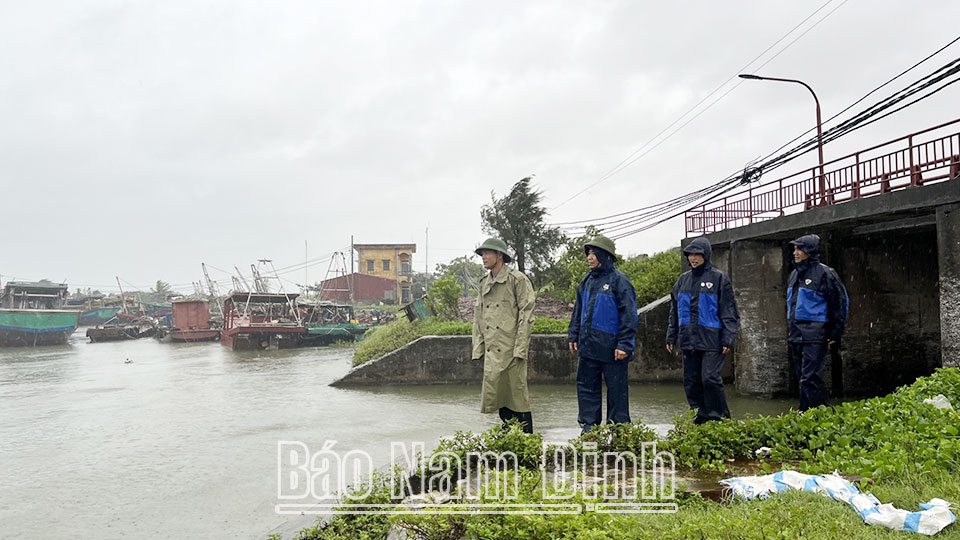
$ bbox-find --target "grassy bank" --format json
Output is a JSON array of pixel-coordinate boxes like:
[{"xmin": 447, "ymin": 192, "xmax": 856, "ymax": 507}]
[
  {"xmin": 352, "ymin": 316, "xmax": 569, "ymax": 366},
  {"xmin": 290, "ymin": 473, "xmax": 959, "ymax": 539},
  {"xmin": 284, "ymin": 368, "xmax": 960, "ymax": 539}
]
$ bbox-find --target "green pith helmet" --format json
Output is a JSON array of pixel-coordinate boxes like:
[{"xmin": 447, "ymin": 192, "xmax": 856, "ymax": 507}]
[
  {"xmin": 475, "ymin": 238, "xmax": 513, "ymax": 263},
  {"xmin": 584, "ymin": 235, "xmax": 616, "ymax": 258}
]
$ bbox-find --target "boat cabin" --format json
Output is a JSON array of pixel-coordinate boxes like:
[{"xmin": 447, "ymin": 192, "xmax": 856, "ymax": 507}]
[
  {"xmin": 1, "ymin": 281, "xmax": 69, "ymax": 310},
  {"xmin": 221, "ymin": 292, "xmax": 305, "ymax": 350}
]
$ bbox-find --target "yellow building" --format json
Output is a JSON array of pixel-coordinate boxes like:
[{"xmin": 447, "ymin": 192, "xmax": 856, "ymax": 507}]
[{"xmin": 353, "ymin": 243, "xmax": 416, "ymax": 303}]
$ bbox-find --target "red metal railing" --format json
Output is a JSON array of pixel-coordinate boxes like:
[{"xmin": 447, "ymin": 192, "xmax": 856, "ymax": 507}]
[{"xmin": 685, "ymin": 118, "xmax": 960, "ymax": 236}]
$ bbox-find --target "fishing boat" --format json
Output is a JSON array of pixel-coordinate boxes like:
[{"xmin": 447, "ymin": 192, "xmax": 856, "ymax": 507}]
[
  {"xmin": 220, "ymin": 292, "xmax": 305, "ymax": 351},
  {"xmin": 300, "ymin": 301, "xmax": 369, "ymax": 346},
  {"xmin": 163, "ymin": 299, "xmax": 220, "ymax": 342},
  {"xmin": 0, "ymin": 282, "xmax": 80, "ymax": 346},
  {"xmin": 79, "ymin": 306, "xmax": 121, "ymax": 326},
  {"xmin": 85, "ymin": 316, "xmax": 158, "ymax": 342}
]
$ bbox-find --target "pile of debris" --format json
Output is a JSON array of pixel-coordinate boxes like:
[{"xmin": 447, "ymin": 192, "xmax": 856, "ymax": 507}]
[{"xmin": 456, "ymin": 296, "xmax": 573, "ymax": 323}]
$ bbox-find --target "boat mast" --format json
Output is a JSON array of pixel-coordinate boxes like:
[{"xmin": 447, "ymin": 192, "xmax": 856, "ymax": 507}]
[
  {"xmin": 202, "ymin": 263, "xmax": 225, "ymax": 319},
  {"xmin": 250, "ymin": 264, "xmax": 266, "ymax": 294},
  {"xmin": 116, "ymin": 276, "xmax": 128, "ymax": 315},
  {"xmin": 263, "ymin": 259, "xmax": 301, "ymax": 326},
  {"xmin": 233, "ymin": 266, "xmax": 251, "ymax": 292}
]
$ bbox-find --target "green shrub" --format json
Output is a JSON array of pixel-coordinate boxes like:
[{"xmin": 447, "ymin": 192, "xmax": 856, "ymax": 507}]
[
  {"xmin": 426, "ymin": 275, "xmax": 462, "ymax": 320},
  {"xmin": 289, "ymin": 387, "xmax": 960, "ymax": 540},
  {"xmin": 418, "ymin": 318, "xmax": 472, "ymax": 336},
  {"xmin": 663, "ymin": 367, "xmax": 960, "ymax": 479},
  {"xmin": 352, "ymin": 318, "xmax": 419, "ymax": 366},
  {"xmin": 532, "ymin": 316, "xmax": 568, "ymax": 334},
  {"xmin": 433, "ymin": 421, "xmax": 546, "ymax": 473},
  {"xmin": 619, "ymin": 249, "xmax": 682, "ymax": 307},
  {"xmin": 546, "ymin": 230, "xmax": 681, "ymax": 308},
  {"xmin": 352, "ymin": 318, "xmax": 471, "ymax": 366},
  {"xmin": 292, "ymin": 471, "xmax": 397, "ymax": 540}
]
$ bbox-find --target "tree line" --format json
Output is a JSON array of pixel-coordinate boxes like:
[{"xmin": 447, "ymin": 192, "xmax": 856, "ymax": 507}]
[{"xmin": 432, "ymin": 176, "xmax": 681, "ymax": 310}]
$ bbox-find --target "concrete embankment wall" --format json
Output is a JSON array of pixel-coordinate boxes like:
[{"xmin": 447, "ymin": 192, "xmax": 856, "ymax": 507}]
[{"xmin": 331, "ymin": 298, "xmax": 683, "ymax": 386}]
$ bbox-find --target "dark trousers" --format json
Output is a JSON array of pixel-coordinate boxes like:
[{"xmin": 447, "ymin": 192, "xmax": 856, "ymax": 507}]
[
  {"xmin": 682, "ymin": 350, "xmax": 730, "ymax": 424},
  {"xmin": 791, "ymin": 342, "xmax": 829, "ymax": 411},
  {"xmin": 498, "ymin": 407, "xmax": 533, "ymax": 434},
  {"xmin": 576, "ymin": 357, "xmax": 630, "ymax": 432}
]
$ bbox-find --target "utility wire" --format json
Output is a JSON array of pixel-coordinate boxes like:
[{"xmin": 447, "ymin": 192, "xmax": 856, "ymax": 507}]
[
  {"xmin": 608, "ymin": 67, "xmax": 960, "ymax": 240},
  {"xmin": 571, "ymin": 52, "xmax": 960, "ymax": 241},
  {"xmin": 753, "ymin": 33, "xmax": 960, "ymax": 169},
  {"xmin": 550, "ymin": 0, "xmax": 848, "ymax": 212},
  {"xmin": 759, "ymin": 55, "xmax": 960, "ymax": 176}
]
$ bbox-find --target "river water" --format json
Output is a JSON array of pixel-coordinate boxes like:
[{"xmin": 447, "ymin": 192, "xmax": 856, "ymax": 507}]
[{"xmin": 0, "ymin": 334, "xmax": 794, "ymax": 539}]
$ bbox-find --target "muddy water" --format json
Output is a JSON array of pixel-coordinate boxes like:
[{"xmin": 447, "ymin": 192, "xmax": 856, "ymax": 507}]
[{"xmin": 0, "ymin": 335, "xmax": 793, "ymax": 539}]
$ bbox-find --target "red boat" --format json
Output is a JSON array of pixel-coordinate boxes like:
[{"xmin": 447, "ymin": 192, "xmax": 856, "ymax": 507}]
[
  {"xmin": 166, "ymin": 299, "xmax": 220, "ymax": 342},
  {"xmin": 220, "ymin": 292, "xmax": 305, "ymax": 351}
]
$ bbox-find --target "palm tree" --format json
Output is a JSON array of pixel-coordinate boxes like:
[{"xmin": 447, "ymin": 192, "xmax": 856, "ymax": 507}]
[{"xmin": 151, "ymin": 280, "xmax": 173, "ymax": 299}]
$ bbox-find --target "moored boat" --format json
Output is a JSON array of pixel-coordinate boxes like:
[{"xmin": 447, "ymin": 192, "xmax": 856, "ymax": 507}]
[
  {"xmin": 79, "ymin": 306, "xmax": 121, "ymax": 326},
  {"xmin": 165, "ymin": 299, "xmax": 220, "ymax": 342},
  {"xmin": 300, "ymin": 301, "xmax": 368, "ymax": 346},
  {"xmin": 0, "ymin": 282, "xmax": 80, "ymax": 346},
  {"xmin": 85, "ymin": 316, "xmax": 158, "ymax": 342},
  {"xmin": 221, "ymin": 292, "xmax": 305, "ymax": 351}
]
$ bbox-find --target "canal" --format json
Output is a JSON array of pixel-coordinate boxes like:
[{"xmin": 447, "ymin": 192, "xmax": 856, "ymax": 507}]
[{"xmin": 0, "ymin": 335, "xmax": 794, "ymax": 539}]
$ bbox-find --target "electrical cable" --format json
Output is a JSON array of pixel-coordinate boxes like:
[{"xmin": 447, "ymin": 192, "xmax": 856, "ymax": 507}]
[
  {"xmin": 560, "ymin": 49, "xmax": 960, "ymax": 241},
  {"xmin": 753, "ymin": 34, "xmax": 960, "ymax": 169},
  {"xmin": 550, "ymin": 0, "xmax": 848, "ymax": 212}
]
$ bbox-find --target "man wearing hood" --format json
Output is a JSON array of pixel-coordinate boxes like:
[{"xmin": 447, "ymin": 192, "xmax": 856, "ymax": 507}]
[
  {"xmin": 787, "ymin": 234, "xmax": 849, "ymax": 411},
  {"xmin": 568, "ymin": 235, "xmax": 638, "ymax": 433},
  {"xmin": 472, "ymin": 238, "xmax": 537, "ymax": 433},
  {"xmin": 666, "ymin": 237, "xmax": 740, "ymax": 424}
]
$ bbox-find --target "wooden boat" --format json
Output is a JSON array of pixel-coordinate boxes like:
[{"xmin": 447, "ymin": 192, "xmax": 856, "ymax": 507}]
[
  {"xmin": 79, "ymin": 307, "xmax": 121, "ymax": 326},
  {"xmin": 164, "ymin": 299, "xmax": 220, "ymax": 342},
  {"xmin": 300, "ymin": 302, "xmax": 368, "ymax": 346},
  {"xmin": 86, "ymin": 316, "xmax": 158, "ymax": 342},
  {"xmin": 0, "ymin": 282, "xmax": 80, "ymax": 346},
  {"xmin": 221, "ymin": 292, "xmax": 305, "ymax": 351}
]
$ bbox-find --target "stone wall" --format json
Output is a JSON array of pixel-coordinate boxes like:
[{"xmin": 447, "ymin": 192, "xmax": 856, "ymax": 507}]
[
  {"xmin": 331, "ymin": 297, "xmax": 684, "ymax": 386},
  {"xmin": 633, "ymin": 295, "xmax": 687, "ymax": 382}
]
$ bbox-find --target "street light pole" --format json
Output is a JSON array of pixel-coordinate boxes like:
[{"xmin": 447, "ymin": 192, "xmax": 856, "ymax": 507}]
[{"xmin": 739, "ymin": 74, "xmax": 826, "ymax": 205}]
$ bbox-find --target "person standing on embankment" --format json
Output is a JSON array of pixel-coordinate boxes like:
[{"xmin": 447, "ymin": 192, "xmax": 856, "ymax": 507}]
[
  {"xmin": 567, "ymin": 235, "xmax": 637, "ymax": 434},
  {"xmin": 471, "ymin": 238, "xmax": 536, "ymax": 433},
  {"xmin": 787, "ymin": 234, "xmax": 848, "ymax": 411},
  {"xmin": 666, "ymin": 236, "xmax": 740, "ymax": 424}
]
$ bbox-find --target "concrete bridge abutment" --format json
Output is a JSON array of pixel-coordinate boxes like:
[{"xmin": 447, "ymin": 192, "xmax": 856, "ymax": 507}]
[
  {"xmin": 727, "ymin": 240, "xmax": 791, "ymax": 397},
  {"xmin": 937, "ymin": 203, "xmax": 960, "ymax": 368},
  {"xmin": 689, "ymin": 179, "xmax": 960, "ymax": 398}
]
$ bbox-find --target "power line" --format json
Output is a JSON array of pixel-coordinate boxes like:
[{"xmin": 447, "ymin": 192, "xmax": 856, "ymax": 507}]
[
  {"xmin": 566, "ymin": 49, "xmax": 960, "ymax": 241},
  {"xmin": 550, "ymin": 0, "xmax": 848, "ymax": 212},
  {"xmin": 753, "ymin": 33, "xmax": 960, "ymax": 169},
  {"xmin": 608, "ymin": 66, "xmax": 960, "ymax": 240},
  {"xmin": 759, "ymin": 55, "xmax": 960, "ymax": 176}
]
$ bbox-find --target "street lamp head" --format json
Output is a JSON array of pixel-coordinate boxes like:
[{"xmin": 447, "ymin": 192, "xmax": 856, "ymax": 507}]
[{"xmin": 738, "ymin": 74, "xmax": 762, "ymax": 80}]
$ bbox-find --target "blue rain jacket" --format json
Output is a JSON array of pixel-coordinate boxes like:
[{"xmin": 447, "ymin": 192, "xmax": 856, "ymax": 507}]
[
  {"xmin": 667, "ymin": 237, "xmax": 740, "ymax": 351},
  {"xmin": 568, "ymin": 264, "xmax": 638, "ymax": 363},
  {"xmin": 787, "ymin": 234, "xmax": 849, "ymax": 343}
]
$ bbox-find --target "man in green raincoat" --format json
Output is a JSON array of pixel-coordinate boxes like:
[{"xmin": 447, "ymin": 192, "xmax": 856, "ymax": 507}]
[{"xmin": 471, "ymin": 238, "xmax": 537, "ymax": 433}]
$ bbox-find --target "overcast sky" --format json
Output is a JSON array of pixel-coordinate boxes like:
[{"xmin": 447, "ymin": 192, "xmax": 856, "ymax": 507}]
[{"xmin": 2, "ymin": 0, "xmax": 958, "ymax": 295}]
